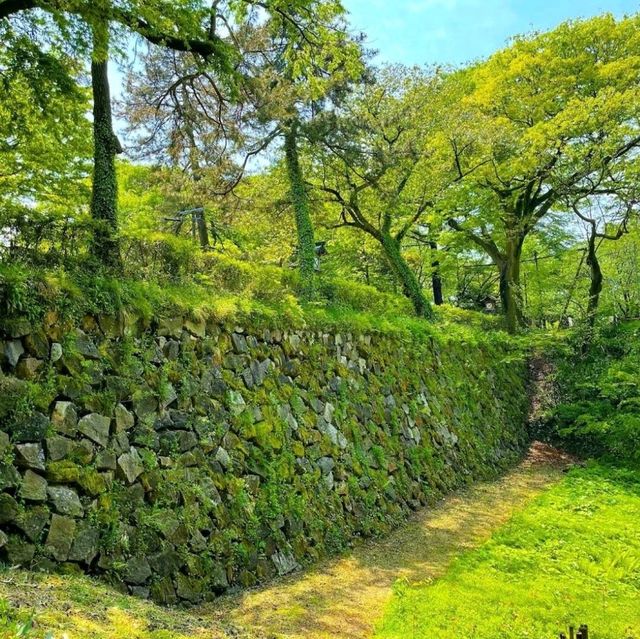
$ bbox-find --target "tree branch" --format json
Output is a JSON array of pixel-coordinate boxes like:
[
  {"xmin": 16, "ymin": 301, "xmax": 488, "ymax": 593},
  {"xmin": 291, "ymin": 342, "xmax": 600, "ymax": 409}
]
[{"xmin": 447, "ymin": 217, "xmax": 504, "ymax": 264}]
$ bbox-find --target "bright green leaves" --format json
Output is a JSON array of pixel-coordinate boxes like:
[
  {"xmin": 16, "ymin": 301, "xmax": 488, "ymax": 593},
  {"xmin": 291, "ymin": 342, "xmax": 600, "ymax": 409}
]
[
  {"xmin": 0, "ymin": 24, "xmax": 91, "ymax": 212},
  {"xmin": 461, "ymin": 13, "xmax": 640, "ymax": 191},
  {"xmin": 546, "ymin": 322, "xmax": 640, "ymax": 462}
]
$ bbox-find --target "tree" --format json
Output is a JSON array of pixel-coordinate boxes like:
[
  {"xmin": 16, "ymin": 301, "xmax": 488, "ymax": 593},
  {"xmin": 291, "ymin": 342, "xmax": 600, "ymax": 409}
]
[
  {"xmin": 571, "ymin": 194, "xmax": 637, "ymax": 331},
  {"xmin": 599, "ymin": 221, "xmax": 640, "ymax": 320},
  {"xmin": 121, "ymin": 46, "xmax": 249, "ymax": 251},
  {"xmin": 0, "ymin": 0, "xmax": 307, "ymax": 269},
  {"xmin": 122, "ymin": 0, "xmax": 365, "ymax": 298},
  {"xmin": 0, "ymin": 18, "xmax": 92, "ymax": 262},
  {"xmin": 405, "ymin": 224, "xmax": 446, "ymax": 306},
  {"xmin": 445, "ymin": 14, "xmax": 640, "ymax": 332},
  {"xmin": 283, "ymin": 120, "xmax": 317, "ymax": 295},
  {"xmin": 314, "ymin": 66, "xmax": 479, "ymax": 317},
  {"xmin": 224, "ymin": 1, "xmax": 365, "ymax": 299},
  {"xmin": 2, "ymin": 0, "xmax": 237, "ymax": 267},
  {"xmin": 89, "ymin": 17, "xmax": 123, "ymax": 268}
]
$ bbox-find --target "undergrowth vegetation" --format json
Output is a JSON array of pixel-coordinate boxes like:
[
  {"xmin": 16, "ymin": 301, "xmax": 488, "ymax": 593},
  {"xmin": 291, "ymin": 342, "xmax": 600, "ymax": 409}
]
[
  {"xmin": 0, "ymin": 260, "xmax": 501, "ymax": 342},
  {"xmin": 542, "ymin": 322, "xmax": 640, "ymax": 465}
]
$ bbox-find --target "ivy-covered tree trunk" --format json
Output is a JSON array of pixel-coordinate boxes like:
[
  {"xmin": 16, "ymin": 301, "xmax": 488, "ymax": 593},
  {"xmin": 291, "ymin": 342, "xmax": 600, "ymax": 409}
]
[
  {"xmin": 381, "ymin": 232, "xmax": 432, "ymax": 318},
  {"xmin": 90, "ymin": 24, "xmax": 122, "ymax": 270},
  {"xmin": 284, "ymin": 121, "xmax": 316, "ymax": 300},
  {"xmin": 499, "ymin": 234, "xmax": 525, "ymax": 334}
]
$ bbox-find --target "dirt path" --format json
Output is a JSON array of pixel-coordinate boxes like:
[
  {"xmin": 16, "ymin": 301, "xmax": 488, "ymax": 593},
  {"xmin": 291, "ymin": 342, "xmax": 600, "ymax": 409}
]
[
  {"xmin": 208, "ymin": 443, "xmax": 573, "ymax": 639},
  {"xmin": 0, "ymin": 444, "xmax": 572, "ymax": 639}
]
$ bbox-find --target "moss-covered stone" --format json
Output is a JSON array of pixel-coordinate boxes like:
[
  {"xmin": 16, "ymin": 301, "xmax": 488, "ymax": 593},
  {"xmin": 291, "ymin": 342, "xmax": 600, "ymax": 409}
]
[
  {"xmin": 16, "ymin": 505, "xmax": 50, "ymax": 542},
  {"xmin": 78, "ymin": 469, "xmax": 108, "ymax": 496},
  {"xmin": 175, "ymin": 574, "xmax": 204, "ymax": 603},
  {"xmin": 0, "ymin": 493, "xmax": 19, "ymax": 524},
  {"xmin": 10, "ymin": 414, "xmax": 49, "ymax": 444},
  {"xmin": 0, "ymin": 463, "xmax": 20, "ymax": 491},
  {"xmin": 19, "ymin": 470, "xmax": 48, "ymax": 502},
  {"xmin": 150, "ymin": 577, "xmax": 178, "ymax": 604},
  {"xmin": 117, "ymin": 447, "xmax": 144, "ymax": 484},
  {"xmin": 0, "ymin": 316, "xmax": 529, "ymax": 605},
  {"xmin": 47, "ymin": 486, "xmax": 83, "ymax": 517},
  {"xmin": 45, "ymin": 514, "xmax": 76, "ymax": 561},
  {"xmin": 46, "ymin": 435, "xmax": 73, "ymax": 462},
  {"xmin": 77, "ymin": 413, "xmax": 111, "ymax": 447},
  {"xmin": 46, "ymin": 460, "xmax": 81, "ymax": 483},
  {"xmin": 5, "ymin": 535, "xmax": 35, "ymax": 566},
  {"xmin": 51, "ymin": 401, "xmax": 78, "ymax": 436},
  {"xmin": 68, "ymin": 522, "xmax": 99, "ymax": 563},
  {"xmin": 123, "ymin": 556, "xmax": 152, "ymax": 585}
]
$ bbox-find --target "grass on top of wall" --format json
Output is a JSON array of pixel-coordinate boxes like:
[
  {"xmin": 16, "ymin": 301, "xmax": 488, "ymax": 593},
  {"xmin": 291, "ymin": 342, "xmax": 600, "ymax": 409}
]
[{"xmin": 0, "ymin": 262, "xmax": 510, "ymax": 347}]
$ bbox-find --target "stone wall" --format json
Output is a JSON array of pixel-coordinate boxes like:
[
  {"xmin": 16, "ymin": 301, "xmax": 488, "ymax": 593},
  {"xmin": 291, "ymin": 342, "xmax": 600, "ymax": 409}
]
[{"xmin": 0, "ymin": 313, "xmax": 529, "ymax": 603}]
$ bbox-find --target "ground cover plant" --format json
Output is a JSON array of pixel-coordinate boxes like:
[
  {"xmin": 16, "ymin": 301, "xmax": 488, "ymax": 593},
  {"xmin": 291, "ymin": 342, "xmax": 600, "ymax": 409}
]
[
  {"xmin": 376, "ymin": 463, "xmax": 640, "ymax": 639},
  {"xmin": 543, "ymin": 322, "xmax": 640, "ymax": 464}
]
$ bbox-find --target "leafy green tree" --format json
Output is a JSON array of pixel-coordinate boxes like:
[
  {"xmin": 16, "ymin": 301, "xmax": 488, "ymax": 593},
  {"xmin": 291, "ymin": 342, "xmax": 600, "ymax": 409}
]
[
  {"xmin": 3, "ymin": 1, "xmax": 327, "ymax": 269},
  {"xmin": 570, "ymin": 193, "xmax": 637, "ymax": 332},
  {"xmin": 260, "ymin": 1, "xmax": 365, "ymax": 299},
  {"xmin": 516, "ymin": 217, "xmax": 578, "ymax": 326},
  {"xmin": 314, "ymin": 67, "xmax": 479, "ymax": 317},
  {"xmin": 2, "ymin": 0, "xmax": 237, "ymax": 268},
  {"xmin": 0, "ymin": 19, "xmax": 92, "ymax": 261},
  {"xmin": 121, "ymin": 46, "xmax": 248, "ymax": 252},
  {"xmin": 598, "ymin": 221, "xmax": 640, "ymax": 320},
  {"xmin": 121, "ymin": 0, "xmax": 365, "ymax": 298},
  {"xmin": 446, "ymin": 14, "xmax": 640, "ymax": 332}
]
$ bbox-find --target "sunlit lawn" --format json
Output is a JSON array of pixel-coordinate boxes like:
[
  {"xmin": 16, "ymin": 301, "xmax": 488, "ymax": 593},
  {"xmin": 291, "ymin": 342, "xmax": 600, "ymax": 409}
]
[{"xmin": 376, "ymin": 463, "xmax": 640, "ymax": 639}]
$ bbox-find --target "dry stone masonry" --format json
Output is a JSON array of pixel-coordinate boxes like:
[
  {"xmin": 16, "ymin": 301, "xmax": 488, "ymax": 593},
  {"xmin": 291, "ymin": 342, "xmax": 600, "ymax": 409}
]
[{"xmin": 0, "ymin": 312, "xmax": 529, "ymax": 603}]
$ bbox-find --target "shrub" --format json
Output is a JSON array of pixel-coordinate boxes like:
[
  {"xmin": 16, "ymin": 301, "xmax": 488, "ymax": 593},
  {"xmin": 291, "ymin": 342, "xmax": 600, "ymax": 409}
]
[
  {"xmin": 543, "ymin": 321, "xmax": 640, "ymax": 464},
  {"xmin": 316, "ymin": 276, "xmax": 413, "ymax": 316}
]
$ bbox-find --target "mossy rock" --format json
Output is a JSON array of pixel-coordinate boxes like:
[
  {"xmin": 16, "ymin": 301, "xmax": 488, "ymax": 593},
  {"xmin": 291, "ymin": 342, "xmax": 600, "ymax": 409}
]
[
  {"xmin": 46, "ymin": 460, "xmax": 81, "ymax": 483},
  {"xmin": 78, "ymin": 469, "xmax": 108, "ymax": 496}
]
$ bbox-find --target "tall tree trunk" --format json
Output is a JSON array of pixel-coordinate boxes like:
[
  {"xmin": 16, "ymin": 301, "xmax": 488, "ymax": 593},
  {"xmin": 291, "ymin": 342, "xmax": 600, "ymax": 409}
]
[
  {"xmin": 499, "ymin": 233, "xmax": 525, "ymax": 334},
  {"xmin": 429, "ymin": 239, "xmax": 444, "ymax": 306},
  {"xmin": 585, "ymin": 230, "xmax": 603, "ymax": 328},
  {"xmin": 580, "ymin": 229, "xmax": 603, "ymax": 353},
  {"xmin": 195, "ymin": 210, "xmax": 210, "ymax": 249},
  {"xmin": 90, "ymin": 23, "xmax": 122, "ymax": 270},
  {"xmin": 381, "ymin": 233, "xmax": 431, "ymax": 318},
  {"xmin": 560, "ymin": 247, "xmax": 587, "ymax": 326},
  {"xmin": 284, "ymin": 121, "xmax": 315, "ymax": 300}
]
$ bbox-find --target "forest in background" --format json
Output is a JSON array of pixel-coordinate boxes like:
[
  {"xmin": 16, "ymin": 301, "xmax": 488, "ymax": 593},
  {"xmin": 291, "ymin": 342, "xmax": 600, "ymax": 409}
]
[{"xmin": 0, "ymin": 1, "xmax": 638, "ymax": 338}]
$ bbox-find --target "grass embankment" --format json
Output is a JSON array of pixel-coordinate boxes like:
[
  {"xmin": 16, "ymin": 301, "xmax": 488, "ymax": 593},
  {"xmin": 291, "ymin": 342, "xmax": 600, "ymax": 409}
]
[
  {"xmin": 0, "ymin": 261, "xmax": 504, "ymax": 343},
  {"xmin": 0, "ymin": 445, "xmax": 565, "ymax": 639},
  {"xmin": 376, "ymin": 462, "xmax": 640, "ymax": 639}
]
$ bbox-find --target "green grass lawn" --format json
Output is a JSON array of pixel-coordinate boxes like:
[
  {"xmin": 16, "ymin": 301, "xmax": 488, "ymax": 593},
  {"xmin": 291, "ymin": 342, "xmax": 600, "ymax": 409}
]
[{"xmin": 376, "ymin": 463, "xmax": 640, "ymax": 639}]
